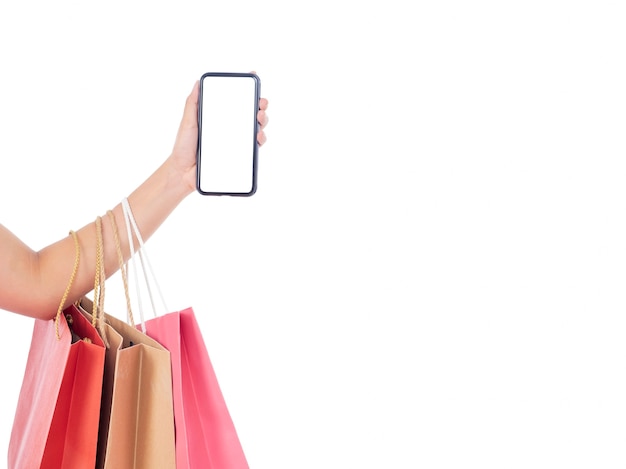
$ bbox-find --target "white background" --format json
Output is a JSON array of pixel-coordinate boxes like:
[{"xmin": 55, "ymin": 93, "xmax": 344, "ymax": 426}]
[{"xmin": 1, "ymin": 1, "xmax": 626, "ymax": 468}]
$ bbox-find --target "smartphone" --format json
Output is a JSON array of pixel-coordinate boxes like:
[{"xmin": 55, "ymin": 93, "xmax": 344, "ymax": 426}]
[{"xmin": 196, "ymin": 72, "xmax": 261, "ymax": 196}]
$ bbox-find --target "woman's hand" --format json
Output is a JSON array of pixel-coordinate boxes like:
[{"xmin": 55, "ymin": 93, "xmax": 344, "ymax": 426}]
[{"xmin": 169, "ymin": 80, "xmax": 269, "ymax": 194}]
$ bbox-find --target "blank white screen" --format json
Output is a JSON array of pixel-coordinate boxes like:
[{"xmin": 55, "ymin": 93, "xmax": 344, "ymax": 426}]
[{"xmin": 198, "ymin": 75, "xmax": 257, "ymax": 194}]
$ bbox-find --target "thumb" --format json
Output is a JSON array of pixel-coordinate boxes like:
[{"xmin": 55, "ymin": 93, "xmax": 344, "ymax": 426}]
[{"xmin": 179, "ymin": 80, "xmax": 199, "ymax": 131}]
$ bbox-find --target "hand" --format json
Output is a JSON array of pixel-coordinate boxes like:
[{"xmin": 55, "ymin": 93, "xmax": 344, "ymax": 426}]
[{"xmin": 169, "ymin": 79, "xmax": 270, "ymax": 194}]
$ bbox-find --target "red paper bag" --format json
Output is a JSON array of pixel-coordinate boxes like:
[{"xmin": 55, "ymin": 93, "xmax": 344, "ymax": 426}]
[
  {"xmin": 8, "ymin": 304, "xmax": 106, "ymax": 468},
  {"xmin": 9, "ymin": 223, "xmax": 107, "ymax": 469}
]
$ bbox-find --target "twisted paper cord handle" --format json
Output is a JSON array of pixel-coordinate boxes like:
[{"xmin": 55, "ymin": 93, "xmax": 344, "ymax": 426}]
[
  {"xmin": 55, "ymin": 230, "xmax": 80, "ymax": 340},
  {"xmin": 94, "ymin": 216, "xmax": 110, "ymax": 347},
  {"xmin": 107, "ymin": 210, "xmax": 135, "ymax": 327},
  {"xmin": 92, "ymin": 217, "xmax": 103, "ymax": 328}
]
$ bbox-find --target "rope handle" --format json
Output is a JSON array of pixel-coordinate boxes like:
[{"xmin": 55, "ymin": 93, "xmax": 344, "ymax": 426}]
[
  {"xmin": 55, "ymin": 230, "xmax": 81, "ymax": 340},
  {"xmin": 121, "ymin": 197, "xmax": 168, "ymax": 333},
  {"xmin": 92, "ymin": 217, "xmax": 103, "ymax": 328},
  {"xmin": 107, "ymin": 210, "xmax": 135, "ymax": 327},
  {"xmin": 93, "ymin": 216, "xmax": 109, "ymax": 347}
]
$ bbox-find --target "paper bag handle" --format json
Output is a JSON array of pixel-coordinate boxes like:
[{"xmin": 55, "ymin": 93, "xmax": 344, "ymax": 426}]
[
  {"xmin": 55, "ymin": 230, "xmax": 81, "ymax": 340},
  {"xmin": 121, "ymin": 197, "xmax": 169, "ymax": 332},
  {"xmin": 92, "ymin": 216, "xmax": 109, "ymax": 346},
  {"xmin": 107, "ymin": 209, "xmax": 136, "ymax": 327}
]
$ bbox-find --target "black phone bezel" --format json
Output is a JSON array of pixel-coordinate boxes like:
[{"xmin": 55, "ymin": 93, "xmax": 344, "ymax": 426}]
[{"xmin": 196, "ymin": 72, "xmax": 261, "ymax": 197}]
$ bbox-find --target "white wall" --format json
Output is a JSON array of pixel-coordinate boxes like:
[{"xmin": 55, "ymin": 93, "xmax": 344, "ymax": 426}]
[{"xmin": 1, "ymin": 1, "xmax": 626, "ymax": 467}]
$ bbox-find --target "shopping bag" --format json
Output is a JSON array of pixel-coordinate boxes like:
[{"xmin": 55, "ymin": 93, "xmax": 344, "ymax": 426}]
[
  {"xmin": 8, "ymin": 228, "xmax": 106, "ymax": 469},
  {"xmin": 79, "ymin": 298, "xmax": 177, "ymax": 469},
  {"xmin": 86, "ymin": 304, "xmax": 123, "ymax": 469},
  {"xmin": 122, "ymin": 197, "xmax": 249, "ymax": 468},
  {"xmin": 79, "ymin": 209, "xmax": 176, "ymax": 469},
  {"xmin": 144, "ymin": 307, "xmax": 249, "ymax": 469}
]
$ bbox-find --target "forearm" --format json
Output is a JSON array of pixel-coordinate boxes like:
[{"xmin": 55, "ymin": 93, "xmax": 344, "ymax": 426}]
[
  {"xmin": 6, "ymin": 157, "xmax": 193, "ymax": 320},
  {"xmin": 1, "ymin": 80, "xmax": 266, "ymax": 320}
]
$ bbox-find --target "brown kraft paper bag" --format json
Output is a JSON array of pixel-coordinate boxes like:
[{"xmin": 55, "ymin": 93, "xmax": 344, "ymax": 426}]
[
  {"xmin": 80, "ymin": 298, "xmax": 176, "ymax": 469},
  {"xmin": 79, "ymin": 211, "xmax": 175, "ymax": 468}
]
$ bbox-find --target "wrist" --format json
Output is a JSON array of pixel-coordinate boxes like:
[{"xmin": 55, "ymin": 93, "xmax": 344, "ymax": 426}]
[{"xmin": 164, "ymin": 155, "xmax": 196, "ymax": 199}]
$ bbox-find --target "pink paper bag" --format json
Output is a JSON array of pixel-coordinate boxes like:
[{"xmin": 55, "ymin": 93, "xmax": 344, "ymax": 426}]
[
  {"xmin": 9, "ymin": 305, "xmax": 106, "ymax": 469},
  {"xmin": 140, "ymin": 307, "xmax": 249, "ymax": 469},
  {"xmin": 121, "ymin": 197, "xmax": 248, "ymax": 469}
]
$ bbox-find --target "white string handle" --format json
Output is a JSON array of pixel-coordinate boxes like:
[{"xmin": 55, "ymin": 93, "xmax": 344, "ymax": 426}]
[
  {"xmin": 121, "ymin": 197, "xmax": 169, "ymax": 332},
  {"xmin": 121, "ymin": 200, "xmax": 143, "ymax": 328}
]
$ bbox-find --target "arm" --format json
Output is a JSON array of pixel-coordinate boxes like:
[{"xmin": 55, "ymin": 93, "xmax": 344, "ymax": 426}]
[{"xmin": 0, "ymin": 81, "xmax": 269, "ymax": 320}]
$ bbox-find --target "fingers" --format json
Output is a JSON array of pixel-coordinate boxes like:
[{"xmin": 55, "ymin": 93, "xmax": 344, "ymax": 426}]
[
  {"xmin": 258, "ymin": 98, "xmax": 269, "ymax": 128},
  {"xmin": 257, "ymin": 109, "xmax": 269, "ymax": 130},
  {"xmin": 257, "ymin": 130, "xmax": 267, "ymax": 146},
  {"xmin": 257, "ymin": 97, "xmax": 268, "ymax": 146},
  {"xmin": 249, "ymin": 74, "xmax": 268, "ymax": 146}
]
